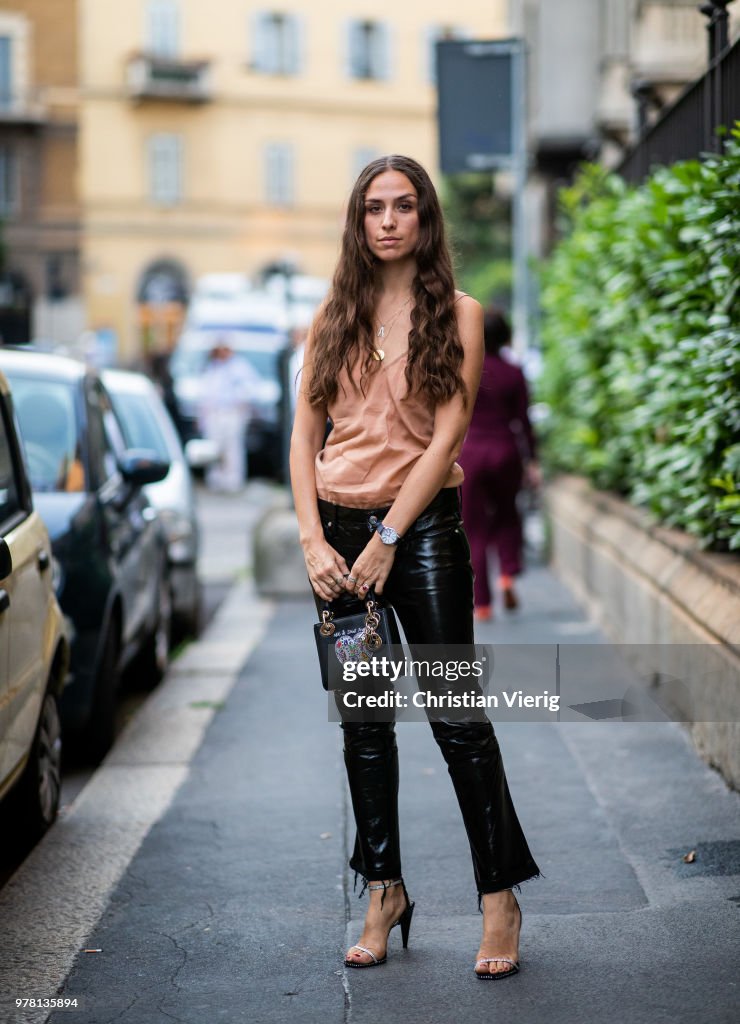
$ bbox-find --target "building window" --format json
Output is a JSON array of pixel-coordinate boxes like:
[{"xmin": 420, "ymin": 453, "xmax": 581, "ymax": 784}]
[
  {"xmin": 351, "ymin": 147, "xmax": 381, "ymax": 183},
  {"xmin": 146, "ymin": 0, "xmax": 180, "ymax": 58},
  {"xmin": 264, "ymin": 142, "xmax": 294, "ymax": 206},
  {"xmin": 0, "ymin": 146, "xmax": 17, "ymax": 216},
  {"xmin": 346, "ymin": 20, "xmax": 390, "ymax": 81},
  {"xmin": 148, "ymin": 134, "xmax": 183, "ymax": 206},
  {"xmin": 0, "ymin": 36, "xmax": 12, "ymax": 106},
  {"xmin": 251, "ymin": 12, "xmax": 303, "ymax": 75}
]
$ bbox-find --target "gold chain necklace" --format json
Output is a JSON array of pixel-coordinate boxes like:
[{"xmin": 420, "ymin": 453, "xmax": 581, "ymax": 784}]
[{"xmin": 373, "ymin": 296, "xmax": 412, "ymax": 362}]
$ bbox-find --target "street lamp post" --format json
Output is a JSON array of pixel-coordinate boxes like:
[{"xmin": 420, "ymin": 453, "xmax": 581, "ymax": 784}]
[{"xmin": 699, "ymin": 0, "xmax": 732, "ymax": 61}]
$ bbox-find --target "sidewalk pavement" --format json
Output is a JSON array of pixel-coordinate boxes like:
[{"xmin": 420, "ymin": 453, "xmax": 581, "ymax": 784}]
[{"xmin": 8, "ymin": 559, "xmax": 740, "ymax": 1024}]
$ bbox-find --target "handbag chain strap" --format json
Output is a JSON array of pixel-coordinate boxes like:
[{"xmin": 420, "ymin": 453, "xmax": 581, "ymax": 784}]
[{"xmin": 319, "ymin": 595, "xmax": 383, "ymax": 648}]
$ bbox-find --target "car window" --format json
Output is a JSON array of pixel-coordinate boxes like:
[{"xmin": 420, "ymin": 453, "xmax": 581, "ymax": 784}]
[
  {"xmin": 109, "ymin": 391, "xmax": 170, "ymax": 461},
  {"xmin": 5, "ymin": 376, "xmax": 83, "ymax": 493},
  {"xmin": 0, "ymin": 398, "xmax": 23, "ymax": 527},
  {"xmin": 86, "ymin": 380, "xmax": 124, "ymax": 489}
]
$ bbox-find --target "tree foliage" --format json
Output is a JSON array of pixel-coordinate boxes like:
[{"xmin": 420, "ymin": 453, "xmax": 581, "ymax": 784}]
[
  {"xmin": 442, "ymin": 173, "xmax": 512, "ymax": 306},
  {"xmin": 538, "ymin": 129, "xmax": 740, "ymax": 550}
]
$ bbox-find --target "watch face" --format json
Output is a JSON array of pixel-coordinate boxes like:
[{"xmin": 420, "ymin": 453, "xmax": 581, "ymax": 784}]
[{"xmin": 380, "ymin": 526, "xmax": 399, "ymax": 545}]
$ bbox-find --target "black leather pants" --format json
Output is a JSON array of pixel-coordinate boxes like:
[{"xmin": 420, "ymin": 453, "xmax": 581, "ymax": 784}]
[{"xmin": 316, "ymin": 488, "xmax": 541, "ymax": 898}]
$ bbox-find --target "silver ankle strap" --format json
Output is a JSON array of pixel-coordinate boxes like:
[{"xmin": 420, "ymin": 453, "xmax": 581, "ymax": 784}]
[{"xmin": 367, "ymin": 879, "xmax": 402, "ymax": 891}]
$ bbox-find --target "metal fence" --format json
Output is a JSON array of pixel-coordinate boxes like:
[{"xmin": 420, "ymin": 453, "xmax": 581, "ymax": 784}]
[{"xmin": 618, "ymin": 36, "xmax": 740, "ymax": 183}]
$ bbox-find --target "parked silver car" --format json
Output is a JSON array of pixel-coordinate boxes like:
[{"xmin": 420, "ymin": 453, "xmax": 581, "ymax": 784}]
[{"xmin": 103, "ymin": 368, "xmax": 201, "ymax": 638}]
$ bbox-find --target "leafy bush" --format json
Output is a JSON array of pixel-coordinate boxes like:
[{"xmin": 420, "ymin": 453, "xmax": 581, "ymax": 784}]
[{"xmin": 539, "ymin": 129, "xmax": 740, "ymax": 550}]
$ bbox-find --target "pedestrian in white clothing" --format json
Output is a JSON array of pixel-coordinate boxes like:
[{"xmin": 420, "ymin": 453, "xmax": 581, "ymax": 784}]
[{"xmin": 198, "ymin": 341, "xmax": 260, "ymax": 492}]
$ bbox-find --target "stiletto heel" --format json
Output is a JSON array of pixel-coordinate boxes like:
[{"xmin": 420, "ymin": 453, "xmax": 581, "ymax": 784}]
[
  {"xmin": 344, "ymin": 878, "xmax": 414, "ymax": 968},
  {"xmin": 398, "ymin": 899, "xmax": 414, "ymax": 948}
]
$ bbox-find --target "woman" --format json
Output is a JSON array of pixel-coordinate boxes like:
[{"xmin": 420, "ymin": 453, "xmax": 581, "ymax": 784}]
[
  {"xmin": 459, "ymin": 307, "xmax": 541, "ymax": 620},
  {"xmin": 290, "ymin": 155, "xmax": 540, "ymax": 978}
]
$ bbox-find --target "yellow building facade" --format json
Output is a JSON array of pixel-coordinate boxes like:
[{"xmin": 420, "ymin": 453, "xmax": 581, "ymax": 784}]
[
  {"xmin": 80, "ymin": 0, "xmax": 507, "ymax": 361},
  {"xmin": 0, "ymin": 0, "xmax": 80, "ymax": 345}
]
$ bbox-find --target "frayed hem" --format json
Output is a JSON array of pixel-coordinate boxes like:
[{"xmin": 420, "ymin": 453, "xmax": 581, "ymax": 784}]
[
  {"xmin": 350, "ymin": 868, "xmax": 404, "ymax": 908},
  {"xmin": 477, "ymin": 869, "xmax": 545, "ymax": 912}
]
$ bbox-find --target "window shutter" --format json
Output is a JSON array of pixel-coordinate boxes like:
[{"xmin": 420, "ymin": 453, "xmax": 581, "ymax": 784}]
[
  {"xmin": 352, "ymin": 147, "xmax": 380, "ymax": 183},
  {"xmin": 265, "ymin": 142, "xmax": 294, "ymax": 206},
  {"xmin": 423, "ymin": 26, "xmax": 439, "ymax": 85},
  {"xmin": 0, "ymin": 36, "xmax": 12, "ymax": 105},
  {"xmin": 149, "ymin": 134, "xmax": 183, "ymax": 206},
  {"xmin": 147, "ymin": 0, "xmax": 180, "ymax": 58},
  {"xmin": 0, "ymin": 145, "xmax": 17, "ymax": 214},
  {"xmin": 345, "ymin": 20, "xmax": 362, "ymax": 79},
  {"xmin": 374, "ymin": 22, "xmax": 392, "ymax": 81},
  {"xmin": 251, "ymin": 11, "xmax": 271, "ymax": 73},
  {"xmin": 287, "ymin": 14, "xmax": 304, "ymax": 76}
]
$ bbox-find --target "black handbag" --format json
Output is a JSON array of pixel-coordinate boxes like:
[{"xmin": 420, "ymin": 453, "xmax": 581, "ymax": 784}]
[{"xmin": 313, "ymin": 590, "xmax": 400, "ymax": 691}]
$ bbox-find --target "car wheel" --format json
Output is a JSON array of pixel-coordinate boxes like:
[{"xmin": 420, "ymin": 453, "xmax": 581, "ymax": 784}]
[
  {"xmin": 82, "ymin": 623, "xmax": 120, "ymax": 764},
  {"xmin": 138, "ymin": 571, "xmax": 172, "ymax": 689},
  {"xmin": 13, "ymin": 690, "xmax": 63, "ymax": 842},
  {"xmin": 173, "ymin": 580, "xmax": 202, "ymax": 644}
]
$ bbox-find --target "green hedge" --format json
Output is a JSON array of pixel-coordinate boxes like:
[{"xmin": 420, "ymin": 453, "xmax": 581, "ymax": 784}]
[{"xmin": 539, "ymin": 129, "xmax": 740, "ymax": 551}]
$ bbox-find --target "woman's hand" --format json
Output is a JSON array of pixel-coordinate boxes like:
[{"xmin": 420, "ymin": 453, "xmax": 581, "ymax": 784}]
[
  {"xmin": 303, "ymin": 536, "xmax": 351, "ymax": 602},
  {"xmin": 344, "ymin": 534, "xmax": 397, "ymax": 597},
  {"xmin": 525, "ymin": 461, "xmax": 542, "ymax": 490}
]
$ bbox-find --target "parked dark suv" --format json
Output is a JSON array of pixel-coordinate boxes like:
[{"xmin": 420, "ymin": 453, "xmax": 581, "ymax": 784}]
[{"xmin": 0, "ymin": 349, "xmax": 170, "ymax": 762}]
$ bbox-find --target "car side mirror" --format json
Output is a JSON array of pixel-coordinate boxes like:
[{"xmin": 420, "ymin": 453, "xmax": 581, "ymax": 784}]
[
  {"xmin": 119, "ymin": 449, "xmax": 170, "ymax": 488},
  {"xmin": 0, "ymin": 537, "xmax": 12, "ymax": 581}
]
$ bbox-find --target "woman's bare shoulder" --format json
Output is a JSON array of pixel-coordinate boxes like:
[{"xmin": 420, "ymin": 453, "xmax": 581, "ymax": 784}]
[
  {"xmin": 454, "ymin": 290, "xmax": 482, "ymax": 311},
  {"xmin": 453, "ymin": 292, "xmax": 483, "ymax": 327}
]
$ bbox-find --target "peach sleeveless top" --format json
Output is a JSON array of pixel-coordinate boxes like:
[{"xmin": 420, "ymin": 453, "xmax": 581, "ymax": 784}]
[{"xmin": 314, "ymin": 350, "xmax": 464, "ymax": 508}]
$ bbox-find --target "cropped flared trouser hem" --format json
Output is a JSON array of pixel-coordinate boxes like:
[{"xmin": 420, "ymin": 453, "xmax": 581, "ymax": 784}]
[{"xmin": 316, "ymin": 488, "xmax": 541, "ymax": 902}]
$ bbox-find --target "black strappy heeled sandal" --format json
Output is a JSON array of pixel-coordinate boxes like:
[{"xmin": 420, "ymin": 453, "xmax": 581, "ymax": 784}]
[{"xmin": 344, "ymin": 878, "xmax": 415, "ymax": 968}]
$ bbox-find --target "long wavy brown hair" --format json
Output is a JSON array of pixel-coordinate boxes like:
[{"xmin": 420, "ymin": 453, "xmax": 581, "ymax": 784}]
[{"xmin": 306, "ymin": 155, "xmax": 466, "ymax": 408}]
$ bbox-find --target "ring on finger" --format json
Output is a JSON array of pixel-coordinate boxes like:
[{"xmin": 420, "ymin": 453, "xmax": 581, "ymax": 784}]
[
  {"xmin": 359, "ymin": 582, "xmax": 370, "ymax": 592},
  {"xmin": 347, "ymin": 575, "xmax": 357, "ymax": 583}
]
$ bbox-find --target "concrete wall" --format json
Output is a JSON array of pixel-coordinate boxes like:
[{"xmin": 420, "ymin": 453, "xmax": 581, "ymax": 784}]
[{"xmin": 546, "ymin": 475, "xmax": 740, "ymax": 789}]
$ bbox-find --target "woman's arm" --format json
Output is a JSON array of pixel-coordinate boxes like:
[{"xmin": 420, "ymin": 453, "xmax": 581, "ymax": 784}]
[
  {"xmin": 344, "ymin": 296, "xmax": 484, "ymax": 596},
  {"xmin": 289, "ymin": 337, "xmax": 350, "ymax": 602},
  {"xmin": 513, "ymin": 367, "xmax": 541, "ymax": 489}
]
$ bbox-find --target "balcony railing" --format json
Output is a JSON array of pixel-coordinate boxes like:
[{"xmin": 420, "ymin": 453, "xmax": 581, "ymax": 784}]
[
  {"xmin": 0, "ymin": 91, "xmax": 47, "ymax": 125},
  {"xmin": 127, "ymin": 53, "xmax": 213, "ymax": 104},
  {"xmin": 617, "ymin": 34, "xmax": 740, "ymax": 183}
]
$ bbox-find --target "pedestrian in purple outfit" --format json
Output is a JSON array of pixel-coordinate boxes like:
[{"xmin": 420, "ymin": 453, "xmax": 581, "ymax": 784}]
[{"xmin": 459, "ymin": 307, "xmax": 540, "ymax": 620}]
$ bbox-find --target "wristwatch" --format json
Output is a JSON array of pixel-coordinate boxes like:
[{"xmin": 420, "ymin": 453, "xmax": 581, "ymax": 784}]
[{"xmin": 374, "ymin": 520, "xmax": 401, "ymax": 545}]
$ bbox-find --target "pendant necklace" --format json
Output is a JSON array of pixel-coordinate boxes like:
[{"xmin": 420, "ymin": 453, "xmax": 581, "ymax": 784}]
[{"xmin": 373, "ymin": 296, "xmax": 412, "ymax": 362}]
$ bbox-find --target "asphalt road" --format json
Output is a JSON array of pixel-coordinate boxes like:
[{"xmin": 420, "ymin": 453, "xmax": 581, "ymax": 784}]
[{"xmin": 0, "ymin": 480, "xmax": 280, "ymax": 890}]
